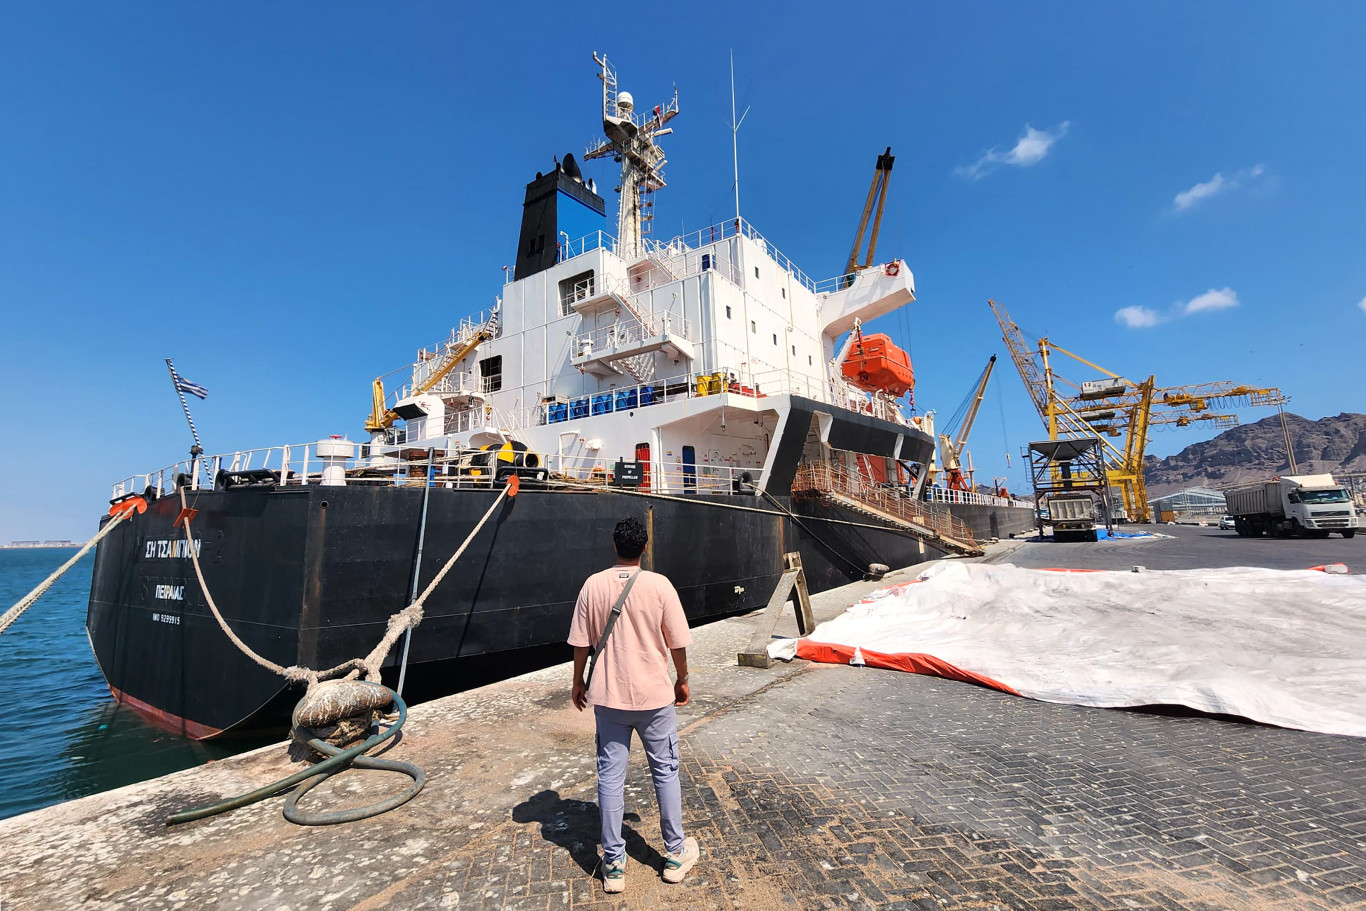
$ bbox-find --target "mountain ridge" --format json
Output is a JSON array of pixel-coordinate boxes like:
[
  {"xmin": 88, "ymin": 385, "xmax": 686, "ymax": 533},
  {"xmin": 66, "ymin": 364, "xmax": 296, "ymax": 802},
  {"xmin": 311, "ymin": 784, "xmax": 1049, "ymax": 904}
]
[{"xmin": 1144, "ymin": 412, "xmax": 1366, "ymax": 496}]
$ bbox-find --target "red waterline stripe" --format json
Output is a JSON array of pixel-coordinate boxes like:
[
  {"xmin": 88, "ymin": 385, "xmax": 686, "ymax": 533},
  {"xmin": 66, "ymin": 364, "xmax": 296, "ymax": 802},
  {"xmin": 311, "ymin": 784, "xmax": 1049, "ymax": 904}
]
[{"xmin": 109, "ymin": 685, "xmax": 223, "ymax": 741}]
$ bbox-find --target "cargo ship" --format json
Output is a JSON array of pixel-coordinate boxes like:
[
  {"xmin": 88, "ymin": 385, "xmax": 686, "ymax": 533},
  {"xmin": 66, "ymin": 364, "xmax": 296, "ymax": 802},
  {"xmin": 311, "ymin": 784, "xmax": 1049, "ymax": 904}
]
[{"xmin": 86, "ymin": 55, "xmax": 1033, "ymax": 738}]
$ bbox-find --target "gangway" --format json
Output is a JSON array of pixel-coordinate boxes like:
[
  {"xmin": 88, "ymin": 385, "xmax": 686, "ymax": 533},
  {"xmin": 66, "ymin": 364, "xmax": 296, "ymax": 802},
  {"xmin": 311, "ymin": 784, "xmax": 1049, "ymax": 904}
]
[{"xmin": 792, "ymin": 462, "xmax": 983, "ymax": 557}]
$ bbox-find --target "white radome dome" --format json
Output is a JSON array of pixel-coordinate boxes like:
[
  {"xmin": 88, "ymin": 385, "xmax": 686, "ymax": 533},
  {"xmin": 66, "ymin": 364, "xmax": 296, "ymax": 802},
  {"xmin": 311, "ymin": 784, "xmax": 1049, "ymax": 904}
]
[{"xmin": 616, "ymin": 91, "xmax": 634, "ymax": 111}]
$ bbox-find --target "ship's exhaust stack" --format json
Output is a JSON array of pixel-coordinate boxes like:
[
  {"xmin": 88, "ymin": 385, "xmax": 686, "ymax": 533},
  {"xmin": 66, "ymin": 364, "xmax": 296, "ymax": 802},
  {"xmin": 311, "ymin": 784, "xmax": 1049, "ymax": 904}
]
[{"xmin": 513, "ymin": 155, "xmax": 607, "ymax": 281}]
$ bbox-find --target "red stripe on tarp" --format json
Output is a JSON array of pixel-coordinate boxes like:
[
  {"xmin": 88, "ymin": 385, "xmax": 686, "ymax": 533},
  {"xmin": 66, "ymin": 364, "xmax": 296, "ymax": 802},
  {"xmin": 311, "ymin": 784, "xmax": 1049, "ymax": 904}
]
[
  {"xmin": 1037, "ymin": 568, "xmax": 1107, "ymax": 573},
  {"xmin": 794, "ymin": 640, "xmax": 1023, "ymax": 696}
]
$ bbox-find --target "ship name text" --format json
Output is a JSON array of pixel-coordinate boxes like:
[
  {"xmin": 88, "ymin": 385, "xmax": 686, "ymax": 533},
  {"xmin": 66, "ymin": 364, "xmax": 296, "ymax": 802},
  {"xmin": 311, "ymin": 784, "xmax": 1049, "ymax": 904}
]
[{"xmin": 144, "ymin": 538, "xmax": 202, "ymax": 560}]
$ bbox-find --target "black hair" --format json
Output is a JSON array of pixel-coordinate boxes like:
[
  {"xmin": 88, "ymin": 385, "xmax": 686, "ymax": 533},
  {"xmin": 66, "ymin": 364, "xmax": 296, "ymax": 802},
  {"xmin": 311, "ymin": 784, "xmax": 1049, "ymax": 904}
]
[{"xmin": 613, "ymin": 516, "xmax": 648, "ymax": 560}]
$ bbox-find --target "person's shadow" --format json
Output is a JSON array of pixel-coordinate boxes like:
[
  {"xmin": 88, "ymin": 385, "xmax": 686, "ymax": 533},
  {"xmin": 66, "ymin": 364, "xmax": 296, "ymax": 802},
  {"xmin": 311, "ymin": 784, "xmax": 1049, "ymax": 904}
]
[{"xmin": 512, "ymin": 790, "xmax": 663, "ymax": 876}]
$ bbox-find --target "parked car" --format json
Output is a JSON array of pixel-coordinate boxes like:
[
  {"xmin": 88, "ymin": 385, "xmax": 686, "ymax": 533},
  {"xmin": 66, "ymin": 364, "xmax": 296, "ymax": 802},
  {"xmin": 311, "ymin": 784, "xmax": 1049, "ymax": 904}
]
[{"xmin": 1219, "ymin": 515, "xmax": 1237, "ymax": 531}]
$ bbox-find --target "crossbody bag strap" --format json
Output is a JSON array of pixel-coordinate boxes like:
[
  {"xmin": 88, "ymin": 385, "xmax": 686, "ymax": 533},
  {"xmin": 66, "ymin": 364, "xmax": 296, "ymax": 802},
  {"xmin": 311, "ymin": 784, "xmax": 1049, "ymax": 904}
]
[{"xmin": 585, "ymin": 570, "xmax": 642, "ymax": 691}]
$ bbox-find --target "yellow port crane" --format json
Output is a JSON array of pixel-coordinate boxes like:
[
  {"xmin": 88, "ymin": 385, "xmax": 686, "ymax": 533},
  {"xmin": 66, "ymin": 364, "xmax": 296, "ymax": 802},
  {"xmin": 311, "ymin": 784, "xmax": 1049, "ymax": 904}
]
[
  {"xmin": 365, "ymin": 311, "xmax": 501, "ymax": 434},
  {"xmin": 937, "ymin": 355, "xmax": 996, "ymax": 491},
  {"xmin": 988, "ymin": 299, "xmax": 1285, "ymax": 522}
]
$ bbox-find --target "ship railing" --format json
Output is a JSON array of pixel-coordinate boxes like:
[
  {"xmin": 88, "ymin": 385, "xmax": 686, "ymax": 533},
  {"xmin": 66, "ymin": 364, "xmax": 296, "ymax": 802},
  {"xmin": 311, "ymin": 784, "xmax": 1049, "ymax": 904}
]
[
  {"xmin": 747, "ymin": 368, "xmax": 832, "ymax": 402},
  {"xmin": 636, "ymin": 241, "xmax": 744, "ymax": 290},
  {"xmin": 549, "ymin": 454, "xmax": 760, "ymax": 496},
  {"xmin": 569, "ymin": 311, "xmax": 694, "ymax": 355},
  {"xmin": 812, "ymin": 270, "xmax": 863, "ymax": 294},
  {"xmin": 792, "ymin": 461, "xmax": 978, "ymax": 548},
  {"xmin": 655, "ymin": 218, "xmax": 819, "ymax": 292},
  {"xmin": 925, "ymin": 487, "xmax": 1030, "ymax": 510},
  {"xmin": 421, "ymin": 370, "xmax": 484, "ymax": 398},
  {"xmin": 555, "ymin": 230, "xmax": 618, "ymax": 268},
  {"xmin": 112, "ymin": 441, "xmax": 330, "ymax": 498}
]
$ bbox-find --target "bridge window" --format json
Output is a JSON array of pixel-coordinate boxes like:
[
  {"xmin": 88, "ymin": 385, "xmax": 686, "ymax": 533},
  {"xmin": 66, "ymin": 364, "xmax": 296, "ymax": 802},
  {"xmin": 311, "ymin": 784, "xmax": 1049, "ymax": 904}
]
[
  {"xmin": 558, "ymin": 270, "xmax": 594, "ymax": 317},
  {"xmin": 479, "ymin": 355, "xmax": 503, "ymax": 393}
]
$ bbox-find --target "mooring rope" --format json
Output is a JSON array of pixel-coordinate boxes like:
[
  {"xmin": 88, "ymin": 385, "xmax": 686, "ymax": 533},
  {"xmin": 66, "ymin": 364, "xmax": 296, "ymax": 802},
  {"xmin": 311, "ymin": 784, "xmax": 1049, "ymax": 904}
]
[
  {"xmin": 178, "ymin": 478, "xmax": 516, "ymax": 687},
  {"xmin": 169, "ymin": 477, "xmax": 515, "ymax": 827},
  {"xmin": 0, "ymin": 508, "xmax": 136, "ymax": 636}
]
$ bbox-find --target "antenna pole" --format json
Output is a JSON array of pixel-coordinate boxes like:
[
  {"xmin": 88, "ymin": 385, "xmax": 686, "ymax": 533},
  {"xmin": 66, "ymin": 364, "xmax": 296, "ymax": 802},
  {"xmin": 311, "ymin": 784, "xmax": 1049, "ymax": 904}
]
[{"xmin": 730, "ymin": 50, "xmax": 749, "ymax": 225}]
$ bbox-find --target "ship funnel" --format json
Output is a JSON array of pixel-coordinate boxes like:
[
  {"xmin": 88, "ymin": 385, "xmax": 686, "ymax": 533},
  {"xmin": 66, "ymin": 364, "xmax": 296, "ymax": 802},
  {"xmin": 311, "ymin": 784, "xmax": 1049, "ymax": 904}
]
[{"xmin": 562, "ymin": 153, "xmax": 584, "ymax": 183}]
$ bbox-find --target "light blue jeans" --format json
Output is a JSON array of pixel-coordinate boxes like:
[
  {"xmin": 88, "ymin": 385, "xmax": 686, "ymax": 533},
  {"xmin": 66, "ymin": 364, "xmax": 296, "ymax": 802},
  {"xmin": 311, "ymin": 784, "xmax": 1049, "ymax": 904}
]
[{"xmin": 594, "ymin": 704, "xmax": 685, "ymax": 861}]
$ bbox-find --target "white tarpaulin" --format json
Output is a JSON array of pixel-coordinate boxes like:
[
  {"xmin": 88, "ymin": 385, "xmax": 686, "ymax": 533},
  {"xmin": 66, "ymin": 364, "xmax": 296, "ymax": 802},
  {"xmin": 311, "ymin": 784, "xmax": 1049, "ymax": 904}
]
[{"xmin": 769, "ymin": 562, "xmax": 1366, "ymax": 738}]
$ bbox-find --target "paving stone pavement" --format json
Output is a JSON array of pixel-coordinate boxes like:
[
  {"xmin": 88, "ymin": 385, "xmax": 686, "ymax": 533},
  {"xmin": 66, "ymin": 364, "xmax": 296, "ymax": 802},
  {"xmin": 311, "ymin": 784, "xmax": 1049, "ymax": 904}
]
[{"xmin": 384, "ymin": 664, "xmax": 1366, "ymax": 910}]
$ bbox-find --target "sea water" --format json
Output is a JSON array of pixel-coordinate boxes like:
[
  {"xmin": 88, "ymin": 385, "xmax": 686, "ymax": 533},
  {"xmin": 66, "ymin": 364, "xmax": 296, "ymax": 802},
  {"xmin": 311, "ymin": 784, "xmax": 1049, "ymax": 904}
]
[{"xmin": 0, "ymin": 549, "xmax": 272, "ymax": 821}]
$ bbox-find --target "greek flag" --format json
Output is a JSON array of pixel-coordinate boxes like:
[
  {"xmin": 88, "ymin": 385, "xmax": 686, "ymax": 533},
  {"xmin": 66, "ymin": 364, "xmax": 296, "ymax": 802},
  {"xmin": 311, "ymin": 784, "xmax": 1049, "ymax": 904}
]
[{"xmin": 173, "ymin": 373, "xmax": 209, "ymax": 399}]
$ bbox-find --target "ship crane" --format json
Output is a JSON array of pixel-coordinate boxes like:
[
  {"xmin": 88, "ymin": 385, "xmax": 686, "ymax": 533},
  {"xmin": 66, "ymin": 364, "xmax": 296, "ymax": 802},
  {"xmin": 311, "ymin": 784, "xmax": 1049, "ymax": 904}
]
[
  {"xmin": 365, "ymin": 310, "xmax": 501, "ymax": 436},
  {"xmin": 937, "ymin": 356, "xmax": 996, "ymax": 492},
  {"xmin": 844, "ymin": 147, "xmax": 895, "ymax": 279},
  {"xmin": 988, "ymin": 299, "xmax": 1285, "ymax": 523}
]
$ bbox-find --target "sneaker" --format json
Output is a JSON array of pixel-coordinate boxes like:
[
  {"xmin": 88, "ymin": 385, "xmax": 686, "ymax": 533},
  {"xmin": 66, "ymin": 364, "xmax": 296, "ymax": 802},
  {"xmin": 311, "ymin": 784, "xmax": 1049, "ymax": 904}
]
[
  {"xmin": 662, "ymin": 836, "xmax": 699, "ymax": 884},
  {"xmin": 602, "ymin": 857, "xmax": 626, "ymax": 894}
]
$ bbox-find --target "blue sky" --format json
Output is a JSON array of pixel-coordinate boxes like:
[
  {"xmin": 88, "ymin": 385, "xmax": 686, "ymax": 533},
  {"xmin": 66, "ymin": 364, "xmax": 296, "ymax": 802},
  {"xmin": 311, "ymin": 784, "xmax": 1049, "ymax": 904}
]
[{"xmin": 2, "ymin": 2, "xmax": 1364, "ymax": 540}]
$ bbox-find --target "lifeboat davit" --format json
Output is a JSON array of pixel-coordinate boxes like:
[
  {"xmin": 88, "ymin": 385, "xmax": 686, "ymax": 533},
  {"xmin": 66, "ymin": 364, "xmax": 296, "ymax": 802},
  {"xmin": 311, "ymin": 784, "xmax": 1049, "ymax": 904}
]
[{"xmin": 841, "ymin": 332, "xmax": 914, "ymax": 396}]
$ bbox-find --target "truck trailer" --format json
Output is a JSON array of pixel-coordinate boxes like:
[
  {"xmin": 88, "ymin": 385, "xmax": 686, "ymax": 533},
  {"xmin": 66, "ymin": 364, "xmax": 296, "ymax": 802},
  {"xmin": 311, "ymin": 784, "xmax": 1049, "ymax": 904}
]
[
  {"xmin": 1046, "ymin": 493, "xmax": 1099, "ymax": 542},
  {"xmin": 1224, "ymin": 473, "xmax": 1360, "ymax": 538}
]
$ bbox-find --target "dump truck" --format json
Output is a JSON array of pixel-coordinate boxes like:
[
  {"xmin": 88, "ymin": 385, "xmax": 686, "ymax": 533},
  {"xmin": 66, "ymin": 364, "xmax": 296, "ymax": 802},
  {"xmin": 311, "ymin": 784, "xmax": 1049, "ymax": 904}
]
[
  {"xmin": 1225, "ymin": 473, "xmax": 1359, "ymax": 538},
  {"xmin": 1046, "ymin": 493, "xmax": 1099, "ymax": 542}
]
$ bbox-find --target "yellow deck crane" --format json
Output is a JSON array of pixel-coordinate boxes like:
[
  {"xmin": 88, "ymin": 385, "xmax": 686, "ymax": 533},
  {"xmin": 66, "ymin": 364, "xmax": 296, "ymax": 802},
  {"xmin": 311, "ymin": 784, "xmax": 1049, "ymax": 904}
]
[
  {"xmin": 989, "ymin": 299, "xmax": 1284, "ymax": 522},
  {"xmin": 842, "ymin": 147, "xmax": 895, "ymax": 283},
  {"xmin": 937, "ymin": 356, "xmax": 996, "ymax": 491},
  {"xmin": 365, "ymin": 311, "xmax": 501, "ymax": 435}
]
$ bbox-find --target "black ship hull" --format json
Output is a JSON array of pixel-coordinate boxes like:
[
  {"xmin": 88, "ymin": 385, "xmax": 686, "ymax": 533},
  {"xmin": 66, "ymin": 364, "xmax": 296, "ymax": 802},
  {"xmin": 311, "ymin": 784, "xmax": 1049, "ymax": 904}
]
[{"xmin": 87, "ymin": 482, "xmax": 1000, "ymax": 738}]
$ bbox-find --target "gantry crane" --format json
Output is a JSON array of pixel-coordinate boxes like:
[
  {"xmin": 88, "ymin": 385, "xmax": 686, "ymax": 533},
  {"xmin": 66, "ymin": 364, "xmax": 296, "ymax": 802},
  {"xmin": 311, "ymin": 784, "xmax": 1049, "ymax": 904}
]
[
  {"xmin": 365, "ymin": 310, "xmax": 501, "ymax": 435},
  {"xmin": 937, "ymin": 356, "xmax": 996, "ymax": 491},
  {"xmin": 989, "ymin": 299, "xmax": 1285, "ymax": 522}
]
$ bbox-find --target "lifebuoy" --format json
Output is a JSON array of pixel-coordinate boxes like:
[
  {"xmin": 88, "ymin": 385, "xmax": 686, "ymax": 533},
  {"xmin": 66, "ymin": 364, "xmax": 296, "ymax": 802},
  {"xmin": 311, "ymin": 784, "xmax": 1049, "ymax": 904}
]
[{"xmin": 884, "ymin": 262, "xmax": 900, "ymax": 277}]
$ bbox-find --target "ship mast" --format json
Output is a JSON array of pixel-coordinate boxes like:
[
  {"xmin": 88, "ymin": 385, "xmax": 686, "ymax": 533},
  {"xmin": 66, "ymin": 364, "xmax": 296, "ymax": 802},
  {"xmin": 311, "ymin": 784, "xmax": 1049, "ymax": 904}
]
[{"xmin": 585, "ymin": 52, "xmax": 679, "ymax": 258}]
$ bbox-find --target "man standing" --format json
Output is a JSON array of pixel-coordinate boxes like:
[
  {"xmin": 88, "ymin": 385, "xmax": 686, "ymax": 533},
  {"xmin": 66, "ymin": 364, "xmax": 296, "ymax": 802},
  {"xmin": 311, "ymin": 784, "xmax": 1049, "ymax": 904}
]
[{"xmin": 568, "ymin": 516, "xmax": 700, "ymax": 893}]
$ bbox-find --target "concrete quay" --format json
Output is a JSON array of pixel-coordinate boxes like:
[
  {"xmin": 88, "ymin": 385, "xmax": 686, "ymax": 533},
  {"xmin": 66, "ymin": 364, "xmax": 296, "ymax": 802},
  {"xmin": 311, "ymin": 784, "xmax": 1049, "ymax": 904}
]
[{"xmin": 1, "ymin": 534, "xmax": 1363, "ymax": 910}]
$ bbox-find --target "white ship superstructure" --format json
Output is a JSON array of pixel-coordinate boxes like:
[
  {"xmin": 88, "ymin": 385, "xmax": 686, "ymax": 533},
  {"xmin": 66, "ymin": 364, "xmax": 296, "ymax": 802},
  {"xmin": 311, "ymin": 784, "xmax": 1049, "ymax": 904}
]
[{"xmin": 370, "ymin": 54, "xmax": 927, "ymax": 496}]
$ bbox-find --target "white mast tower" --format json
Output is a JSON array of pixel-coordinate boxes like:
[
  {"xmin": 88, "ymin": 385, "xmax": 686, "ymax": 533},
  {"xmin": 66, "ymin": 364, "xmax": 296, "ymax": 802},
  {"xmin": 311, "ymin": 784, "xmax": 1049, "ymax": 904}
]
[{"xmin": 585, "ymin": 52, "xmax": 679, "ymax": 258}]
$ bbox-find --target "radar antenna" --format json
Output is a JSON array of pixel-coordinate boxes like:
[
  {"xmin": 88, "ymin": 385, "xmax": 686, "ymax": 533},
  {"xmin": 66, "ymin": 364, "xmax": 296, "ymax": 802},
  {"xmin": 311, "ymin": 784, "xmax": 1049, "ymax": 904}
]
[{"xmin": 585, "ymin": 52, "xmax": 679, "ymax": 258}]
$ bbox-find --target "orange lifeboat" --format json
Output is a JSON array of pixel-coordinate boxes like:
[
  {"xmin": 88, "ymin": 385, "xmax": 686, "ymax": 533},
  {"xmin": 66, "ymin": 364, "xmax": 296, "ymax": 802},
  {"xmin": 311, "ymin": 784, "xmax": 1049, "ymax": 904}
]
[{"xmin": 841, "ymin": 332, "xmax": 914, "ymax": 396}]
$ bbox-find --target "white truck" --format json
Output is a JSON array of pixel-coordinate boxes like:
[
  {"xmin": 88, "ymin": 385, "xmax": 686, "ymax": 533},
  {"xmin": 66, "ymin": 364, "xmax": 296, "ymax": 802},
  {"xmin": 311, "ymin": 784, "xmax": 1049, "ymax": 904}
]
[
  {"xmin": 1224, "ymin": 473, "xmax": 1360, "ymax": 539},
  {"xmin": 1046, "ymin": 493, "xmax": 1099, "ymax": 542}
]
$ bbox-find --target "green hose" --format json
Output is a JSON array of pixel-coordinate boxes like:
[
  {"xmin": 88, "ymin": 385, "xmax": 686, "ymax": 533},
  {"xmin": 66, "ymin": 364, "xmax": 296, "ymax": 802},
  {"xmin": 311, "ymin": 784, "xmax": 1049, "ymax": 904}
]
[{"xmin": 166, "ymin": 682, "xmax": 424, "ymax": 826}]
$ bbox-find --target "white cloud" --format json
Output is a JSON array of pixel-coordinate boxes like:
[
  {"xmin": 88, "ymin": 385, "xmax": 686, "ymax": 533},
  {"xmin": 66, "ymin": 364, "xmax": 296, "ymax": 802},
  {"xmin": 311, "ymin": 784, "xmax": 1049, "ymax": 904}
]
[
  {"xmin": 1358, "ymin": 296, "xmax": 1366, "ymax": 315},
  {"xmin": 957, "ymin": 122, "xmax": 1070, "ymax": 179},
  {"xmin": 1173, "ymin": 165, "xmax": 1267, "ymax": 212},
  {"xmin": 1173, "ymin": 173, "xmax": 1227, "ymax": 211},
  {"xmin": 1115, "ymin": 306, "xmax": 1165, "ymax": 328},
  {"xmin": 1115, "ymin": 287, "xmax": 1240, "ymax": 330},
  {"xmin": 1181, "ymin": 287, "xmax": 1239, "ymax": 314}
]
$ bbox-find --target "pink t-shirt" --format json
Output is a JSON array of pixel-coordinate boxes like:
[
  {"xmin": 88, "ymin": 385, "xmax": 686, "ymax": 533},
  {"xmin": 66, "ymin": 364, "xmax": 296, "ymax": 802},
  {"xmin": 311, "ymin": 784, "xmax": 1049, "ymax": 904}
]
[{"xmin": 567, "ymin": 565, "xmax": 693, "ymax": 711}]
